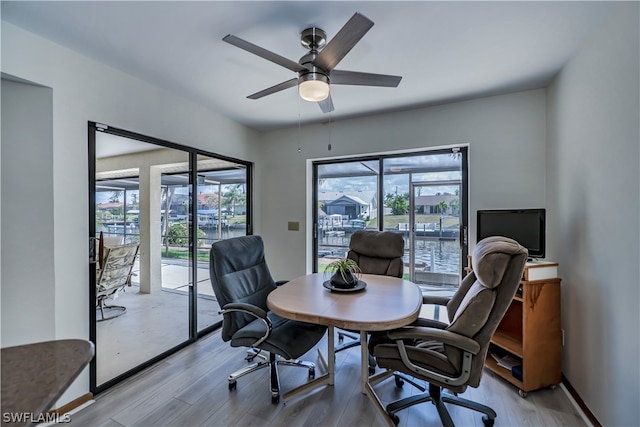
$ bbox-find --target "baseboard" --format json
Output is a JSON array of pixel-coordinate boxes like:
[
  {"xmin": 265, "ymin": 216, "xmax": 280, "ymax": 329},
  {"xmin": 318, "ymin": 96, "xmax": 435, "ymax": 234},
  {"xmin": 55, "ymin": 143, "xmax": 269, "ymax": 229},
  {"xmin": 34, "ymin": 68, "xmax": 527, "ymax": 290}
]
[
  {"xmin": 561, "ymin": 374, "xmax": 601, "ymax": 427},
  {"xmin": 49, "ymin": 392, "xmax": 93, "ymax": 415}
]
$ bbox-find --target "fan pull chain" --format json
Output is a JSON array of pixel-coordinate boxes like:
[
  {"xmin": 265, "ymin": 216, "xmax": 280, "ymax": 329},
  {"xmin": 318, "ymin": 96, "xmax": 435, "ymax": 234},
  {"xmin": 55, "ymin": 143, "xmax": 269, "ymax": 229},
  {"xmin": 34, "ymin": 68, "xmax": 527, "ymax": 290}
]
[
  {"xmin": 297, "ymin": 96, "xmax": 302, "ymax": 153},
  {"xmin": 327, "ymin": 114, "xmax": 332, "ymax": 151}
]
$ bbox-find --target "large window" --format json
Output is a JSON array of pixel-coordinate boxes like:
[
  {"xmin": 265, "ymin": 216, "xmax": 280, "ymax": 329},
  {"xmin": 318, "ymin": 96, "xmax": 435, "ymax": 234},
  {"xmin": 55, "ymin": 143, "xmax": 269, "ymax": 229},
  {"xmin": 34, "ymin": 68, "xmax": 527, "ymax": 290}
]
[{"xmin": 313, "ymin": 148, "xmax": 467, "ymax": 290}]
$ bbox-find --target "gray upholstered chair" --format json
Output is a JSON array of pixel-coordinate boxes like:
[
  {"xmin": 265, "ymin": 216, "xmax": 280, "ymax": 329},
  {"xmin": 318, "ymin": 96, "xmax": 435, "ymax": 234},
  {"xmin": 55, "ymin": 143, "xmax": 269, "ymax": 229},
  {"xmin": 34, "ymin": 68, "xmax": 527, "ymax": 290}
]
[
  {"xmin": 209, "ymin": 235, "xmax": 327, "ymax": 404},
  {"xmin": 346, "ymin": 230, "xmax": 404, "ymax": 278},
  {"xmin": 368, "ymin": 236, "xmax": 528, "ymax": 426},
  {"xmin": 335, "ymin": 230, "xmax": 405, "ymax": 369}
]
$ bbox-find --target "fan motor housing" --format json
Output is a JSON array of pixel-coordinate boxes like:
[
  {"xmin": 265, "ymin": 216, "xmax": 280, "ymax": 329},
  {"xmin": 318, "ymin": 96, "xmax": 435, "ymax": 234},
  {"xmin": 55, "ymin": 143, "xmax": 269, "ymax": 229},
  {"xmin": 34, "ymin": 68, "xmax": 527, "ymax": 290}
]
[
  {"xmin": 298, "ymin": 70, "xmax": 329, "ymax": 86},
  {"xmin": 300, "ymin": 27, "xmax": 327, "ymax": 50}
]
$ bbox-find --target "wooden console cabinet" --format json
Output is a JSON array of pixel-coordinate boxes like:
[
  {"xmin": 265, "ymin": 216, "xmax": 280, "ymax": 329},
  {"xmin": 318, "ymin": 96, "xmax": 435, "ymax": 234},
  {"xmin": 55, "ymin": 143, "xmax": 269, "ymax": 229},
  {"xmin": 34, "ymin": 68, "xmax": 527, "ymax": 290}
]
[{"xmin": 468, "ymin": 258, "xmax": 562, "ymax": 397}]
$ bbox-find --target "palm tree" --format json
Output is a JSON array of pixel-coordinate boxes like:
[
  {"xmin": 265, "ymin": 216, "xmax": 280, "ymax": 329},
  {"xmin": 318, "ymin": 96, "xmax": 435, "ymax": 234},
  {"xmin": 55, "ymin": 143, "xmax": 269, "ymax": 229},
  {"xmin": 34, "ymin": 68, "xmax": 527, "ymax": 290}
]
[
  {"xmin": 437, "ymin": 200, "xmax": 449, "ymax": 216},
  {"xmin": 436, "ymin": 200, "xmax": 449, "ymax": 236},
  {"xmin": 109, "ymin": 191, "xmax": 122, "ymax": 203},
  {"xmin": 161, "ymin": 186, "xmax": 176, "ymax": 254},
  {"xmin": 223, "ymin": 184, "xmax": 245, "ymax": 215}
]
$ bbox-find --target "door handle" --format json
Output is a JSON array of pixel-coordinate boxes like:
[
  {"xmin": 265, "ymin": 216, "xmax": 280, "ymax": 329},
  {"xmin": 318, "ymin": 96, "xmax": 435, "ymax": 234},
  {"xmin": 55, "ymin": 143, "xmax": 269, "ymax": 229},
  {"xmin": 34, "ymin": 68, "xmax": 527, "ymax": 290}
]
[
  {"xmin": 89, "ymin": 237, "xmax": 99, "ymax": 264},
  {"xmin": 460, "ymin": 225, "xmax": 468, "ymax": 247}
]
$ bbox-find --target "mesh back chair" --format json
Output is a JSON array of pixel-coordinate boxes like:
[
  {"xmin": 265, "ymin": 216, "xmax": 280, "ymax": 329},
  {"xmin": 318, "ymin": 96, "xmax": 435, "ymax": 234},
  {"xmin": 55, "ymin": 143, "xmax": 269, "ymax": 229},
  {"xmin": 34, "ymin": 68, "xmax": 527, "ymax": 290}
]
[
  {"xmin": 335, "ymin": 231, "xmax": 405, "ymax": 371},
  {"xmin": 368, "ymin": 236, "xmax": 528, "ymax": 426},
  {"xmin": 209, "ymin": 235, "xmax": 327, "ymax": 403}
]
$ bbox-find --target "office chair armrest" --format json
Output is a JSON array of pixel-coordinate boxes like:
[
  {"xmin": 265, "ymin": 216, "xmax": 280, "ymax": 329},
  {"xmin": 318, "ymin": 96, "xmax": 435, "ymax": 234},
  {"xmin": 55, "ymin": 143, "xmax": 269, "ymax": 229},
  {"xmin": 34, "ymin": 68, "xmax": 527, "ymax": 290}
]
[
  {"xmin": 221, "ymin": 302, "xmax": 269, "ymax": 320},
  {"xmin": 220, "ymin": 303, "xmax": 273, "ymax": 348},
  {"xmin": 387, "ymin": 326, "xmax": 481, "ymax": 355},
  {"xmin": 275, "ymin": 280, "xmax": 288, "ymax": 287},
  {"xmin": 421, "ymin": 295, "xmax": 451, "ymax": 306},
  {"xmin": 411, "ymin": 317, "xmax": 448, "ymax": 329},
  {"xmin": 395, "ymin": 338, "xmax": 475, "ymax": 387}
]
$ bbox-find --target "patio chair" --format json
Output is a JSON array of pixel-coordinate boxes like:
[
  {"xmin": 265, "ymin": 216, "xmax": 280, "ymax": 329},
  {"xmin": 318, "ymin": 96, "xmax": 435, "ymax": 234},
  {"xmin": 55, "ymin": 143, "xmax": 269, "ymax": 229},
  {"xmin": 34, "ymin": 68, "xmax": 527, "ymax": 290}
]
[{"xmin": 96, "ymin": 242, "xmax": 139, "ymax": 321}]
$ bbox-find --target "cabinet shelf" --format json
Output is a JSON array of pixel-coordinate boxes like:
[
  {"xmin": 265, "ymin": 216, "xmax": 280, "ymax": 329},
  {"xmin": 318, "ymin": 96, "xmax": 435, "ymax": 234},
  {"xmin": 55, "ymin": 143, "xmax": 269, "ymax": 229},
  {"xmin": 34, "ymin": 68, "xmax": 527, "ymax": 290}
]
[
  {"xmin": 468, "ymin": 256, "xmax": 562, "ymax": 394},
  {"xmin": 491, "ymin": 331, "xmax": 523, "ymax": 357},
  {"xmin": 485, "ymin": 356, "xmax": 524, "ymax": 389}
]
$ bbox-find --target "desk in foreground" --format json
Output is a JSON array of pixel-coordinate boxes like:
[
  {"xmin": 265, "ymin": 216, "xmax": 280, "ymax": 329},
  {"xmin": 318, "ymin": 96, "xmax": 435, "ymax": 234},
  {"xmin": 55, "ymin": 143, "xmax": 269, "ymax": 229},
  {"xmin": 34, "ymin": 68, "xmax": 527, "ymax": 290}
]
[{"xmin": 1, "ymin": 339, "xmax": 95, "ymax": 426}]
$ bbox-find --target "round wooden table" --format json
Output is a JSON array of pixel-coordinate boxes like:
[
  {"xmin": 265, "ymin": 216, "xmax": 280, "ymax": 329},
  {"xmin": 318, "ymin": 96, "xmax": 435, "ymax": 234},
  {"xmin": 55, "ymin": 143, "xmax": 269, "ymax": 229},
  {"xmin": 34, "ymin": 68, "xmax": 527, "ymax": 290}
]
[{"xmin": 267, "ymin": 273, "xmax": 422, "ymax": 405}]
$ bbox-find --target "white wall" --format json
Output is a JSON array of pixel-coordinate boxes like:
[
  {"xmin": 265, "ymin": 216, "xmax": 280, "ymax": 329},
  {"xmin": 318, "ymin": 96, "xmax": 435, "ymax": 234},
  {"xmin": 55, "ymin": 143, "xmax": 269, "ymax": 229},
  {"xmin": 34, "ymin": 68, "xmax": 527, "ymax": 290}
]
[
  {"xmin": 257, "ymin": 89, "xmax": 547, "ymax": 279},
  {"xmin": 0, "ymin": 22, "xmax": 258, "ymax": 405},
  {"xmin": 546, "ymin": 3, "xmax": 639, "ymax": 425},
  {"xmin": 4, "ymin": 5, "xmax": 636, "ymax": 422},
  {"xmin": 1, "ymin": 79, "xmax": 55, "ymax": 346}
]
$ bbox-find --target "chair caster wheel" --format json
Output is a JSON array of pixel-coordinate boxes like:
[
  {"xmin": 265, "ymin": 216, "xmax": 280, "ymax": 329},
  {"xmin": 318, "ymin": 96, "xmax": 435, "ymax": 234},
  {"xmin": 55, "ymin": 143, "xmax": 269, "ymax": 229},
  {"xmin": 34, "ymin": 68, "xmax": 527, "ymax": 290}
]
[
  {"xmin": 482, "ymin": 415, "xmax": 495, "ymax": 426},
  {"xmin": 271, "ymin": 394, "xmax": 280, "ymax": 404},
  {"xmin": 394, "ymin": 375, "xmax": 404, "ymax": 388},
  {"xmin": 368, "ymin": 366, "xmax": 376, "ymax": 375},
  {"xmin": 389, "ymin": 413, "xmax": 400, "ymax": 425},
  {"xmin": 338, "ymin": 335, "xmax": 344, "ymax": 344},
  {"xmin": 518, "ymin": 389, "xmax": 528, "ymax": 398},
  {"xmin": 309, "ymin": 368, "xmax": 315, "ymax": 379},
  {"xmin": 228, "ymin": 381, "xmax": 237, "ymax": 391}
]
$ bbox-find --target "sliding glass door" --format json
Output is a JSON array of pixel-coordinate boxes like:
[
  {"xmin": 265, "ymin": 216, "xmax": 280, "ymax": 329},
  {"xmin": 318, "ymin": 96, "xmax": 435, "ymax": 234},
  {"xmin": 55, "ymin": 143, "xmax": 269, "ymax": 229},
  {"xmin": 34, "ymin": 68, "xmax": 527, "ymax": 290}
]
[
  {"xmin": 89, "ymin": 123, "xmax": 252, "ymax": 392},
  {"xmin": 313, "ymin": 148, "xmax": 467, "ymax": 287}
]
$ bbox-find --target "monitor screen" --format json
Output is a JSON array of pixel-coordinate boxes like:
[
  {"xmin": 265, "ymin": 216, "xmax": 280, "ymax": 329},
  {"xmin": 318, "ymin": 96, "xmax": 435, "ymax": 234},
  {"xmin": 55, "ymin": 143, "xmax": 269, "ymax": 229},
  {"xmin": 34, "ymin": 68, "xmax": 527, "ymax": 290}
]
[{"xmin": 476, "ymin": 209, "xmax": 545, "ymax": 258}]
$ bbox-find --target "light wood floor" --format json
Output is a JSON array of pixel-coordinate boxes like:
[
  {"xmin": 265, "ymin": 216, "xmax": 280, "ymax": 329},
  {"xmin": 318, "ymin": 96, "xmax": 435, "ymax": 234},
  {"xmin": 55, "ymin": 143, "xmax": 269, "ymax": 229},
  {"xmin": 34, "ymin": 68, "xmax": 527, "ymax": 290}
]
[{"xmin": 72, "ymin": 330, "xmax": 587, "ymax": 427}]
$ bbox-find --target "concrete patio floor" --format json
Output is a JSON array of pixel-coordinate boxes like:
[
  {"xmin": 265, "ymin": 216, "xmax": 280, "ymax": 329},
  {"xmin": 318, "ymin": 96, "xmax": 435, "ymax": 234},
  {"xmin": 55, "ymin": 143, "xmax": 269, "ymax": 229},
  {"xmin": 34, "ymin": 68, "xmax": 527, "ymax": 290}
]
[{"xmin": 96, "ymin": 259, "xmax": 221, "ymax": 386}]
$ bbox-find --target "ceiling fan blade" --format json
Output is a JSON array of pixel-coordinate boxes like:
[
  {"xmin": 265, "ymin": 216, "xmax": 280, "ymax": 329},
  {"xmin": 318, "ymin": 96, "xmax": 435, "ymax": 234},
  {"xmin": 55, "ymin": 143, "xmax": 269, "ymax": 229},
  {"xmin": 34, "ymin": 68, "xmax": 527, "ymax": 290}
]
[
  {"xmin": 318, "ymin": 94, "xmax": 334, "ymax": 113},
  {"xmin": 330, "ymin": 70, "xmax": 402, "ymax": 87},
  {"xmin": 247, "ymin": 78, "xmax": 298, "ymax": 100},
  {"xmin": 314, "ymin": 13, "xmax": 374, "ymax": 72},
  {"xmin": 223, "ymin": 35, "xmax": 306, "ymax": 73}
]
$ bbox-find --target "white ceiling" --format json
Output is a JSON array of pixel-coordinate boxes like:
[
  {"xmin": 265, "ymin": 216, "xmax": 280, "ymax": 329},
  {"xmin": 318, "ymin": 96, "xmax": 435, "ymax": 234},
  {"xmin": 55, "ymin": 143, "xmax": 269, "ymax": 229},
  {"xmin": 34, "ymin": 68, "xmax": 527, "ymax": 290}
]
[{"xmin": 2, "ymin": 1, "xmax": 613, "ymax": 131}]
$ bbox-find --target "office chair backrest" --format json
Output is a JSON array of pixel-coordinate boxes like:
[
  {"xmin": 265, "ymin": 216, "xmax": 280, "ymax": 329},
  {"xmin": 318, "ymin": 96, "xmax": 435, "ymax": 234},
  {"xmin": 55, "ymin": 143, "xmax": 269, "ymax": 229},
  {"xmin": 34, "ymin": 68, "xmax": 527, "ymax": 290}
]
[
  {"xmin": 444, "ymin": 236, "xmax": 528, "ymax": 387},
  {"xmin": 209, "ymin": 235, "xmax": 277, "ymax": 341},
  {"xmin": 347, "ymin": 230, "xmax": 404, "ymax": 278}
]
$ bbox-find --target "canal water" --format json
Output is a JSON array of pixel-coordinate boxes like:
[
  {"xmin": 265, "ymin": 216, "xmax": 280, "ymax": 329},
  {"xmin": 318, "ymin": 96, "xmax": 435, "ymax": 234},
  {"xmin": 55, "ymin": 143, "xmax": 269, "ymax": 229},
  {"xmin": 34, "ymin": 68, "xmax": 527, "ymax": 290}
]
[{"xmin": 99, "ymin": 225, "xmax": 460, "ymax": 275}]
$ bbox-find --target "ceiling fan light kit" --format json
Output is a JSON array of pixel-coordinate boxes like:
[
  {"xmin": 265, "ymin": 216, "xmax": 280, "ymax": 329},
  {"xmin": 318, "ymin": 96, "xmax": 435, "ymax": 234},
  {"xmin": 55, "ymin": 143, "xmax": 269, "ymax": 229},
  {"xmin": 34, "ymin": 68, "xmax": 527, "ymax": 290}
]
[
  {"xmin": 299, "ymin": 73, "xmax": 330, "ymax": 102},
  {"xmin": 223, "ymin": 12, "xmax": 402, "ymax": 113}
]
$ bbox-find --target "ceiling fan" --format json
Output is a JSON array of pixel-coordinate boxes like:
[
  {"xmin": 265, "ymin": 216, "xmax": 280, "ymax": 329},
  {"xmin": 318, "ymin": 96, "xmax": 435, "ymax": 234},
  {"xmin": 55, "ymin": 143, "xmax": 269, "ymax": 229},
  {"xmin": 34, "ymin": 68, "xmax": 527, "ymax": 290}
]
[{"xmin": 223, "ymin": 12, "xmax": 402, "ymax": 113}]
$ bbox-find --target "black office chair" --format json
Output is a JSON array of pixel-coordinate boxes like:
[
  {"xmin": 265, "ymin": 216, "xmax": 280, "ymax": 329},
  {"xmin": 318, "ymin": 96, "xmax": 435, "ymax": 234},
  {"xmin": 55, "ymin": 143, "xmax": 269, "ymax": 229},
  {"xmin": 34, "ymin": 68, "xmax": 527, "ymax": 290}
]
[
  {"xmin": 368, "ymin": 236, "xmax": 528, "ymax": 426},
  {"xmin": 335, "ymin": 230, "xmax": 405, "ymax": 372},
  {"xmin": 209, "ymin": 235, "xmax": 327, "ymax": 403}
]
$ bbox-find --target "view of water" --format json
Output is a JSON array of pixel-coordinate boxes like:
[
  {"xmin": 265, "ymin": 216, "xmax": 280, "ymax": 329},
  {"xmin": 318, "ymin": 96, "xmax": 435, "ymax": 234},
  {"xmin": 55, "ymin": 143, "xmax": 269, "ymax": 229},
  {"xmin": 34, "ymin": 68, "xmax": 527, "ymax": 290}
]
[
  {"xmin": 99, "ymin": 225, "xmax": 461, "ymax": 276},
  {"xmin": 319, "ymin": 230, "xmax": 460, "ymax": 275},
  {"xmin": 98, "ymin": 223, "xmax": 247, "ymax": 246}
]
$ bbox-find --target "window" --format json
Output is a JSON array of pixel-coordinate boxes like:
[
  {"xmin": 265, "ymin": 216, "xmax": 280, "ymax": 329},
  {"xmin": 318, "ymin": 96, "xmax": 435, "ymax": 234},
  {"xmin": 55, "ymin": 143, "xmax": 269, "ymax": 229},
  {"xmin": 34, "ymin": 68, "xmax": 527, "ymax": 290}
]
[{"xmin": 313, "ymin": 148, "xmax": 467, "ymax": 289}]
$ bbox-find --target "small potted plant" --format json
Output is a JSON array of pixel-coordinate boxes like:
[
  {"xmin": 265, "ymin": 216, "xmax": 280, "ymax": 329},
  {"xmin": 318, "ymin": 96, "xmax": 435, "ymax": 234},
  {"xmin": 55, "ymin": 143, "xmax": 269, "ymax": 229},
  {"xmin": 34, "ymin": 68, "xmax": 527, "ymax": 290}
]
[{"xmin": 325, "ymin": 258, "xmax": 362, "ymax": 288}]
